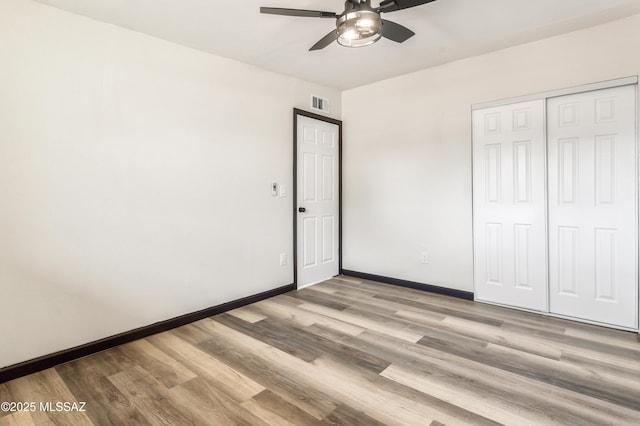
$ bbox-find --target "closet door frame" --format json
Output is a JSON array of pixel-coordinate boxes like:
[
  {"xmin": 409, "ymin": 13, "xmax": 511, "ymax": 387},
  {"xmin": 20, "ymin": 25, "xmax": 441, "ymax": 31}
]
[{"xmin": 472, "ymin": 76, "xmax": 639, "ymax": 332}]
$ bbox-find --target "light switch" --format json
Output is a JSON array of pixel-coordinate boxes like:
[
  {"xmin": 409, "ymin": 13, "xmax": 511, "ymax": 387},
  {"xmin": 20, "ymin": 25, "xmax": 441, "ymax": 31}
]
[
  {"xmin": 271, "ymin": 182, "xmax": 278, "ymax": 196},
  {"xmin": 279, "ymin": 184, "xmax": 287, "ymax": 197}
]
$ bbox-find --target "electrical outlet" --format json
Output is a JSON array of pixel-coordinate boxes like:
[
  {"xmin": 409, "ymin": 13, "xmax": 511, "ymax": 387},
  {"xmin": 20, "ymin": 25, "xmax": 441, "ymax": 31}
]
[
  {"xmin": 420, "ymin": 252, "xmax": 429, "ymax": 264},
  {"xmin": 279, "ymin": 253, "xmax": 287, "ymax": 266}
]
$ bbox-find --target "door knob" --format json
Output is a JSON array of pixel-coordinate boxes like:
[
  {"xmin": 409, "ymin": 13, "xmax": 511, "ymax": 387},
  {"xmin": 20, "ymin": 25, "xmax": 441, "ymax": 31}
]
[{"xmin": 298, "ymin": 207, "xmax": 306, "ymax": 213}]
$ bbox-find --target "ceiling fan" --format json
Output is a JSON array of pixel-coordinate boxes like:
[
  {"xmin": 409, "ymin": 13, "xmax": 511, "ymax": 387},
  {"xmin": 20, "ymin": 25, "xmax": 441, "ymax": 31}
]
[{"xmin": 260, "ymin": 0, "xmax": 437, "ymax": 51}]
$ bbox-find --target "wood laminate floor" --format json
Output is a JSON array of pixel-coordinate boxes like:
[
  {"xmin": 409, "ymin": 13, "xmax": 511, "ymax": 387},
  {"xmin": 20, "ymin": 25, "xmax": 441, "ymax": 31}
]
[{"xmin": 1, "ymin": 276, "xmax": 640, "ymax": 425}]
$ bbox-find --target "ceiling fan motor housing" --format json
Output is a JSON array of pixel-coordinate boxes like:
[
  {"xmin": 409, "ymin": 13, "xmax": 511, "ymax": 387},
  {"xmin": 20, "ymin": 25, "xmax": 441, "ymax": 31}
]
[{"xmin": 337, "ymin": 1, "xmax": 383, "ymax": 47}]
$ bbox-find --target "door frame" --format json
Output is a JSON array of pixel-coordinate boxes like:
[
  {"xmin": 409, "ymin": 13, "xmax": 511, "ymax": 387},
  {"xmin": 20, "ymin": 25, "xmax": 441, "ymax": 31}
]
[{"xmin": 293, "ymin": 108, "xmax": 343, "ymax": 289}]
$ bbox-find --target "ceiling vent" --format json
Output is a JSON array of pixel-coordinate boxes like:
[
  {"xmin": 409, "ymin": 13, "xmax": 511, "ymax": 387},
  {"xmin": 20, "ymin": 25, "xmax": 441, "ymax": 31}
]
[{"xmin": 311, "ymin": 95, "xmax": 330, "ymax": 113}]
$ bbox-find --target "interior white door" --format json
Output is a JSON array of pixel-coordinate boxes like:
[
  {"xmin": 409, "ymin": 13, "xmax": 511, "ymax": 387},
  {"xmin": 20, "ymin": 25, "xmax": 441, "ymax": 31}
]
[
  {"xmin": 473, "ymin": 100, "xmax": 547, "ymax": 311},
  {"xmin": 548, "ymin": 85, "xmax": 638, "ymax": 329},
  {"xmin": 296, "ymin": 115, "xmax": 339, "ymax": 288}
]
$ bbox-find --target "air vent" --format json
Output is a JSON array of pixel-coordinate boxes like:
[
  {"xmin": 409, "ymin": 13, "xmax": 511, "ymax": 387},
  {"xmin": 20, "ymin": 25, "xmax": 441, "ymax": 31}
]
[{"xmin": 311, "ymin": 95, "xmax": 329, "ymax": 113}]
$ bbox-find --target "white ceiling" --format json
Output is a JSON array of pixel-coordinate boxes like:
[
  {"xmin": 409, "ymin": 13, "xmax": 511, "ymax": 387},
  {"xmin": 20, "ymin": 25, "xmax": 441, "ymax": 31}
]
[{"xmin": 34, "ymin": 0, "xmax": 640, "ymax": 90}]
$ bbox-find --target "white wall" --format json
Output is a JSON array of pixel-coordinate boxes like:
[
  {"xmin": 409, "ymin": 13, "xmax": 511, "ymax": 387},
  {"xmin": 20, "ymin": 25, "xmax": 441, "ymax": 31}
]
[
  {"xmin": 342, "ymin": 14, "xmax": 640, "ymax": 292},
  {"xmin": 0, "ymin": 0, "xmax": 340, "ymax": 368}
]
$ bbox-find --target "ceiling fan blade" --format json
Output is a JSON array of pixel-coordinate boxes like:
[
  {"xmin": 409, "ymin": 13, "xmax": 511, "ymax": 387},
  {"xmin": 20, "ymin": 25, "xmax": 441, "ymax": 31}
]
[
  {"xmin": 309, "ymin": 30, "xmax": 337, "ymax": 51},
  {"xmin": 378, "ymin": 0, "xmax": 437, "ymax": 13},
  {"xmin": 260, "ymin": 7, "xmax": 337, "ymax": 18},
  {"xmin": 381, "ymin": 19, "xmax": 415, "ymax": 43}
]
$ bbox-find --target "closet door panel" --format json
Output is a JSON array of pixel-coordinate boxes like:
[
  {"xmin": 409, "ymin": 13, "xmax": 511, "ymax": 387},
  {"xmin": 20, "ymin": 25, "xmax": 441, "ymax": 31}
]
[
  {"xmin": 473, "ymin": 100, "xmax": 547, "ymax": 311},
  {"xmin": 548, "ymin": 85, "xmax": 637, "ymax": 329}
]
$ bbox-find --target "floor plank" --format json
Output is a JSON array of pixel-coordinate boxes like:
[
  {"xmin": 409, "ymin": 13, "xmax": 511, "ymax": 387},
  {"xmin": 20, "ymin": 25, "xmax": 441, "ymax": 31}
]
[
  {"xmin": 6, "ymin": 369, "xmax": 92, "ymax": 425},
  {"xmin": 0, "ymin": 411, "xmax": 35, "ymax": 426},
  {"xmin": 196, "ymin": 321, "xmax": 340, "ymax": 420},
  {"xmin": 227, "ymin": 307, "xmax": 268, "ymax": 324},
  {"xmin": 146, "ymin": 330, "xmax": 264, "ymax": 403},
  {"xmin": 55, "ymin": 357, "xmax": 150, "ymax": 426},
  {"xmin": 117, "ymin": 339, "xmax": 197, "ymax": 389},
  {"xmin": 107, "ymin": 366, "xmax": 198, "ymax": 425},
  {"xmin": 166, "ymin": 377, "xmax": 266, "ymax": 426}
]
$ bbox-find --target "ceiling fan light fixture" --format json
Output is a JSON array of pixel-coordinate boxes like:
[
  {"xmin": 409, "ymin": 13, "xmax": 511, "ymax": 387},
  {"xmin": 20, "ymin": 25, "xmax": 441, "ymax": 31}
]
[{"xmin": 336, "ymin": 10, "xmax": 382, "ymax": 48}]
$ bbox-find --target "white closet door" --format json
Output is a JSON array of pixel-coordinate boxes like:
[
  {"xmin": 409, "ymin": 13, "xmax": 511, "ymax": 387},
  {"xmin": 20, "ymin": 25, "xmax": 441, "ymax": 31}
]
[
  {"xmin": 548, "ymin": 85, "xmax": 638, "ymax": 329},
  {"xmin": 473, "ymin": 100, "xmax": 547, "ymax": 311}
]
